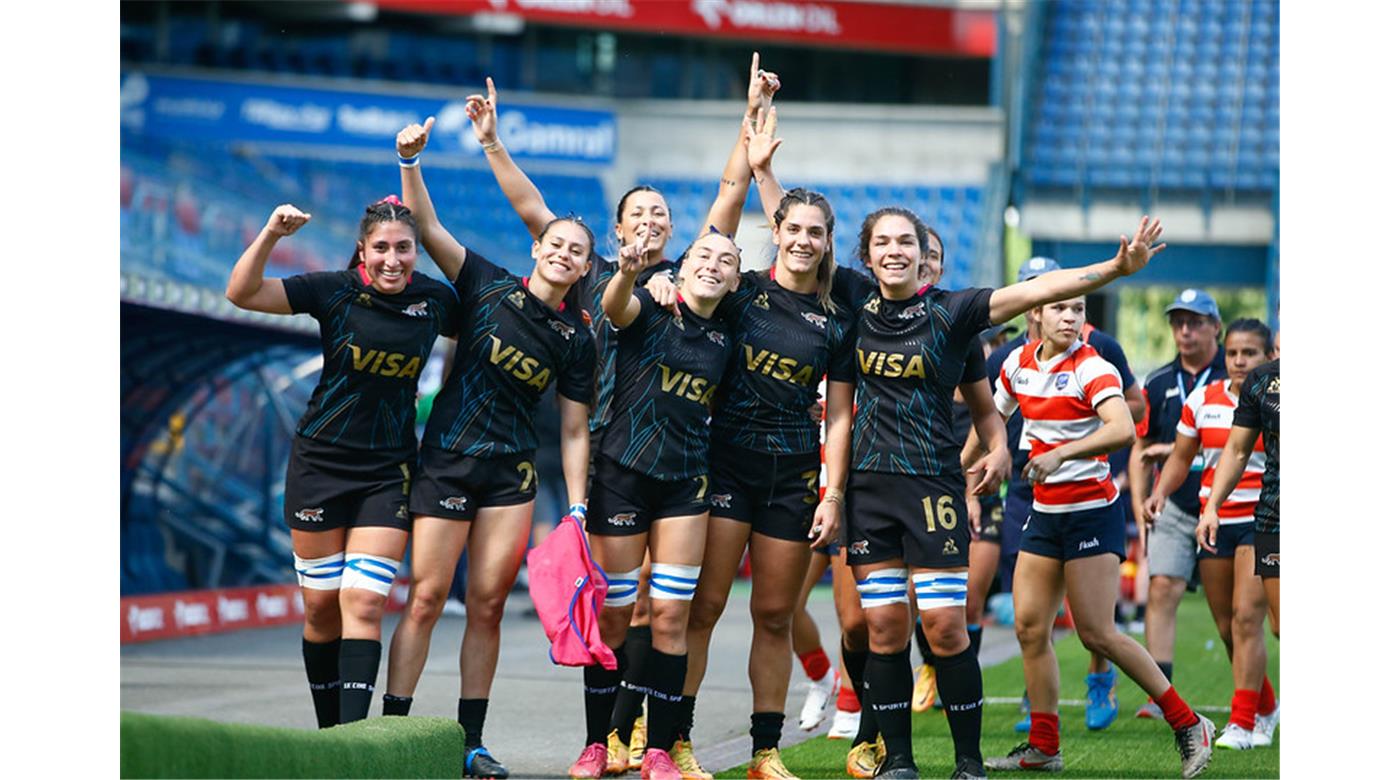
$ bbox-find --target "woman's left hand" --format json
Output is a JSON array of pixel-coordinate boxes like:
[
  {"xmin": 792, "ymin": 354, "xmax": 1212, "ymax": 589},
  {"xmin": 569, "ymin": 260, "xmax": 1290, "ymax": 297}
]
[{"xmin": 809, "ymin": 497, "xmax": 841, "ymax": 549}]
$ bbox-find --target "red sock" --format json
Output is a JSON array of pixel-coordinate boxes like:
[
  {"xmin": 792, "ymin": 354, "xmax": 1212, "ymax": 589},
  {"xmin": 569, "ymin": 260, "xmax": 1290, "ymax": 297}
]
[
  {"xmin": 1229, "ymin": 688, "xmax": 1259, "ymax": 730},
  {"xmin": 837, "ymin": 684, "xmax": 860, "ymax": 712},
  {"xmin": 799, "ymin": 648, "xmax": 831, "ymax": 682},
  {"xmin": 1258, "ymin": 675, "xmax": 1277, "ymax": 716},
  {"xmin": 1028, "ymin": 712, "xmax": 1060, "ymax": 756},
  {"xmin": 1154, "ymin": 686, "xmax": 1199, "ymax": 731}
]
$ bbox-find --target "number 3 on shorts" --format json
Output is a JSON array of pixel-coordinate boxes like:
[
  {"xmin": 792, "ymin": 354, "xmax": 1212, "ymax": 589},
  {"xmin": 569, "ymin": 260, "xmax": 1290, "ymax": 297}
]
[
  {"xmin": 922, "ymin": 495, "xmax": 957, "ymax": 532},
  {"xmin": 516, "ymin": 461, "xmax": 536, "ymax": 492}
]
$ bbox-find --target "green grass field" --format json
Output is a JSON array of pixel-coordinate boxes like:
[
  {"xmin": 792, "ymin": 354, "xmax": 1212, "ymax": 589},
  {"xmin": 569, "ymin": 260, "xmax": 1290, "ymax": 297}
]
[{"xmin": 717, "ymin": 592, "xmax": 1279, "ymax": 779}]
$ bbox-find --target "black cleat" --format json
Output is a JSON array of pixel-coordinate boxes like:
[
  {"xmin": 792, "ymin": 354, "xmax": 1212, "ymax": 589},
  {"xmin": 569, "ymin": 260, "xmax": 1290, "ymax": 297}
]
[
  {"xmin": 874, "ymin": 755, "xmax": 920, "ymax": 779},
  {"xmin": 951, "ymin": 756, "xmax": 987, "ymax": 779},
  {"xmin": 464, "ymin": 746, "xmax": 510, "ymax": 779}
]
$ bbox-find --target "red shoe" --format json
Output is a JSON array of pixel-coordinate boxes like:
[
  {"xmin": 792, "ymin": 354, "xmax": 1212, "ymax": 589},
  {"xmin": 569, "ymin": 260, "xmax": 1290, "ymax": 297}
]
[
  {"xmin": 569, "ymin": 743, "xmax": 610, "ymax": 779},
  {"xmin": 641, "ymin": 748, "xmax": 683, "ymax": 780}
]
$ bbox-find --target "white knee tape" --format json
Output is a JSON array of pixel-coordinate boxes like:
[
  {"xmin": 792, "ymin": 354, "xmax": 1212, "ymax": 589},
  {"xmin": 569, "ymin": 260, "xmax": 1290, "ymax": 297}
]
[
  {"xmin": 604, "ymin": 566, "xmax": 643, "ymax": 607},
  {"xmin": 342, "ymin": 554, "xmax": 400, "ymax": 596},
  {"xmin": 294, "ymin": 552, "xmax": 345, "ymax": 590},
  {"xmin": 856, "ymin": 568, "xmax": 909, "ymax": 608},
  {"xmin": 649, "ymin": 563, "xmax": 701, "ymax": 602},
  {"xmin": 913, "ymin": 571, "xmax": 968, "ymax": 610}
]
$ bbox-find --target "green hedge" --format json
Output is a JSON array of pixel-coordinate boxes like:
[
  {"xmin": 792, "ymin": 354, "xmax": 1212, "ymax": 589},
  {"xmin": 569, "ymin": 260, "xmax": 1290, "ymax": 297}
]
[{"xmin": 120, "ymin": 712, "xmax": 463, "ymax": 778}]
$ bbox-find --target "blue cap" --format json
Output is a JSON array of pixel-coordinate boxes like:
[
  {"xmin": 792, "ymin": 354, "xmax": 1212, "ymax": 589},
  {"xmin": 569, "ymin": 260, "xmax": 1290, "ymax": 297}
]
[
  {"xmin": 1017, "ymin": 256, "xmax": 1061, "ymax": 282},
  {"xmin": 1164, "ymin": 288, "xmax": 1220, "ymax": 320}
]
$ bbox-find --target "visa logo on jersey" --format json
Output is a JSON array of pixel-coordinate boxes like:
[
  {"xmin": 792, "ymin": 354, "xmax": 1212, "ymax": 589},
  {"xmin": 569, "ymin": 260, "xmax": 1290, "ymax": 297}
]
[
  {"xmin": 856, "ymin": 349, "xmax": 926, "ymax": 379},
  {"xmin": 347, "ymin": 344, "xmax": 423, "ymax": 379},
  {"xmin": 488, "ymin": 335, "xmax": 553, "ymax": 390},
  {"xmin": 659, "ymin": 364, "xmax": 717, "ymax": 406},
  {"xmin": 743, "ymin": 345, "xmax": 816, "ymax": 386}
]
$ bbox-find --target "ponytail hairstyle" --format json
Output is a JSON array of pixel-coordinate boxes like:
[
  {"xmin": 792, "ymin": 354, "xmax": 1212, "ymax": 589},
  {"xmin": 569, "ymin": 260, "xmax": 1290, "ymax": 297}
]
[
  {"xmin": 348, "ymin": 195, "xmax": 420, "ymax": 269},
  {"xmin": 772, "ymin": 187, "xmax": 837, "ymax": 313},
  {"xmin": 536, "ymin": 214, "xmax": 597, "ymax": 316},
  {"xmin": 1224, "ymin": 317, "xmax": 1275, "ymax": 355},
  {"xmin": 855, "ymin": 206, "xmax": 930, "ymax": 277}
]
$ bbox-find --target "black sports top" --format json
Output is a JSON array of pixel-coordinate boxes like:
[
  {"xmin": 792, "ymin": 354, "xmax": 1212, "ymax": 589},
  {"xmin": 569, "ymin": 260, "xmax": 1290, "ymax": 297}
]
[
  {"xmin": 422, "ymin": 247, "xmax": 595, "ymax": 456},
  {"xmin": 284, "ymin": 267, "xmax": 457, "ymax": 455},
  {"xmin": 600, "ymin": 288, "xmax": 731, "ymax": 480}
]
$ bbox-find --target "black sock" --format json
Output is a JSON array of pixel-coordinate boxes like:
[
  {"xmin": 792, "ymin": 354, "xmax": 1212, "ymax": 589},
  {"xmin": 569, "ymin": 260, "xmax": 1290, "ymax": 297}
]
[
  {"xmin": 614, "ymin": 625, "xmax": 652, "ymax": 728},
  {"xmin": 383, "ymin": 694, "xmax": 412, "ymax": 716},
  {"xmin": 932, "ymin": 644, "xmax": 984, "ymax": 763},
  {"xmin": 303, "ymin": 638, "xmax": 341, "ymax": 729},
  {"xmin": 612, "ymin": 630, "xmax": 649, "ymax": 740},
  {"xmin": 751, "ymin": 711, "xmax": 784, "ymax": 754},
  {"xmin": 643, "ymin": 649, "xmax": 688, "ymax": 751},
  {"xmin": 459, "ymin": 698, "xmax": 489, "ymax": 750},
  {"xmin": 338, "ymin": 638, "xmax": 381, "ymax": 725},
  {"xmin": 678, "ymin": 695, "xmax": 697, "ymax": 742},
  {"xmin": 967, "ymin": 624, "xmax": 983, "ymax": 658},
  {"xmin": 913, "ymin": 617, "xmax": 937, "ymax": 666},
  {"xmin": 842, "ymin": 645, "xmax": 878, "ymax": 746},
  {"xmin": 585, "ymin": 647, "xmax": 626, "ymax": 745},
  {"xmin": 1157, "ymin": 661, "xmax": 1174, "ymax": 683},
  {"xmin": 865, "ymin": 650, "xmax": 914, "ymax": 765}
]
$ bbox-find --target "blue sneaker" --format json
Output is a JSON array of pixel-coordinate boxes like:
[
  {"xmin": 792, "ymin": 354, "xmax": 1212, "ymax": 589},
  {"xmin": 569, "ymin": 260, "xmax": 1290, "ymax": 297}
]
[
  {"xmin": 1085, "ymin": 669, "xmax": 1119, "ymax": 731},
  {"xmin": 465, "ymin": 746, "xmax": 509, "ymax": 779},
  {"xmin": 1014, "ymin": 693, "xmax": 1031, "ymax": 733}
]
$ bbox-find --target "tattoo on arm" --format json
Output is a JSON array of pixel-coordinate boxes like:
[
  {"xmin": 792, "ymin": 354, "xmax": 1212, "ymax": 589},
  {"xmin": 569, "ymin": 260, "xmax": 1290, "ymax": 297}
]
[{"xmin": 722, "ymin": 178, "xmax": 740, "ymax": 188}]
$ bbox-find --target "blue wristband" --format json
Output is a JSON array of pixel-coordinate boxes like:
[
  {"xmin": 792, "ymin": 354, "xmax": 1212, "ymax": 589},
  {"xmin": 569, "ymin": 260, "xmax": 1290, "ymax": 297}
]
[
  {"xmin": 397, "ymin": 153, "xmax": 420, "ymax": 167},
  {"xmin": 568, "ymin": 503, "xmax": 587, "ymax": 519}
]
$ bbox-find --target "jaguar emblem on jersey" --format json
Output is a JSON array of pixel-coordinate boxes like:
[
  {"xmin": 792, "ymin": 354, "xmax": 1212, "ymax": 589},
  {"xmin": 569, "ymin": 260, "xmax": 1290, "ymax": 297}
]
[
  {"xmin": 549, "ymin": 320, "xmax": 575, "ymax": 340},
  {"xmin": 508, "ymin": 290, "xmax": 527, "ymax": 309},
  {"xmin": 1055, "ymin": 373, "xmax": 1070, "ymax": 390},
  {"xmin": 1262, "ymin": 552, "xmax": 1279, "ymax": 567},
  {"xmin": 754, "ymin": 292, "xmax": 770, "ymax": 310},
  {"xmin": 295, "ymin": 508, "xmax": 325, "ymax": 523},
  {"xmin": 404, "ymin": 301, "xmax": 429, "ymax": 317},
  {"xmin": 849, "ymin": 540, "xmax": 870, "ymax": 554},
  {"xmin": 707, "ymin": 330, "xmax": 726, "ymax": 347},
  {"xmin": 439, "ymin": 496, "xmax": 469, "ymax": 512},
  {"xmin": 898, "ymin": 302, "xmax": 926, "ymax": 320},
  {"xmin": 801, "ymin": 312, "xmax": 827, "ymax": 329},
  {"xmin": 710, "ymin": 493, "xmax": 732, "ymax": 509},
  {"xmin": 607, "ymin": 512, "xmax": 638, "ymax": 527}
]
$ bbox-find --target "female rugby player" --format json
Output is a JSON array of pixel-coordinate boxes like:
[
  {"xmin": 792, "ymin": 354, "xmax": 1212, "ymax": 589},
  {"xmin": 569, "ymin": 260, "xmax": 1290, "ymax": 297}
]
[
  {"xmin": 986, "ymin": 294, "xmax": 1214, "ymax": 779},
  {"xmin": 384, "ymin": 120, "xmax": 597, "ymax": 779},
  {"xmin": 1144, "ymin": 318, "xmax": 1278, "ymax": 751},
  {"xmin": 842, "ymin": 211, "xmax": 1176, "ymax": 779},
  {"xmin": 226, "ymin": 199, "xmax": 456, "ymax": 728}
]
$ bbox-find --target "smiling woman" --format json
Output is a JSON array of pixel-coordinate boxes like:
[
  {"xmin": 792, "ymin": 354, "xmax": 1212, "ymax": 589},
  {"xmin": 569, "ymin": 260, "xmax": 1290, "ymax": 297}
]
[
  {"xmin": 383, "ymin": 117, "xmax": 600, "ymax": 780},
  {"xmin": 223, "ymin": 197, "xmax": 459, "ymax": 732}
]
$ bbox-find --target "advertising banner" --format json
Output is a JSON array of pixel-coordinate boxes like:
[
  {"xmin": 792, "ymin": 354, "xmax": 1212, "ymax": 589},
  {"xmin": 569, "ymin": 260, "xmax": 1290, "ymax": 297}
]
[
  {"xmin": 120, "ymin": 72, "xmax": 617, "ymax": 163},
  {"xmin": 120, "ymin": 581, "xmax": 410, "ymax": 643}
]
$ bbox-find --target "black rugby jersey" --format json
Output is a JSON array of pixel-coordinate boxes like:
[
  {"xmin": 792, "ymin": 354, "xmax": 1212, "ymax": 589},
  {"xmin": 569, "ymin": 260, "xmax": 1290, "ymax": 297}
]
[
  {"xmin": 423, "ymin": 247, "xmax": 596, "ymax": 456},
  {"xmin": 851, "ymin": 284, "xmax": 994, "ymax": 476},
  {"xmin": 1233, "ymin": 359, "xmax": 1279, "ymax": 532},
  {"xmin": 581, "ymin": 256, "xmax": 677, "ymax": 433},
  {"xmin": 284, "ymin": 268, "xmax": 457, "ymax": 455},
  {"xmin": 710, "ymin": 269, "xmax": 858, "ymax": 454},
  {"xmin": 600, "ymin": 288, "xmax": 731, "ymax": 480},
  {"xmin": 1143, "ymin": 349, "xmax": 1227, "ymax": 515}
]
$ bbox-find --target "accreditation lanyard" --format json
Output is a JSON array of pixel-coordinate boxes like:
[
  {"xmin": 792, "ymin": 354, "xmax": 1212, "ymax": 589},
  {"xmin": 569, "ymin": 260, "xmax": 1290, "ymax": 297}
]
[{"xmin": 1178, "ymin": 366, "xmax": 1212, "ymax": 472}]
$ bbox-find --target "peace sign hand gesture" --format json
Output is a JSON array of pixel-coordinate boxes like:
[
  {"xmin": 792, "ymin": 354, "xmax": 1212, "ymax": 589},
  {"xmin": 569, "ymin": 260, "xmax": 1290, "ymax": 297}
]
[{"xmin": 464, "ymin": 77, "xmax": 500, "ymax": 147}]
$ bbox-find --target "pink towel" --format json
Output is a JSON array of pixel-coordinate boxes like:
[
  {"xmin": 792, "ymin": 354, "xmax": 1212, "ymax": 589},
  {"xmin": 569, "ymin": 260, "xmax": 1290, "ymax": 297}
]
[{"xmin": 526, "ymin": 514, "xmax": 617, "ymax": 669}]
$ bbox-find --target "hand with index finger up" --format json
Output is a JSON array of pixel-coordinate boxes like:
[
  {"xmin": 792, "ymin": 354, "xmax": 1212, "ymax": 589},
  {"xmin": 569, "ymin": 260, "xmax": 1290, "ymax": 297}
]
[{"xmin": 464, "ymin": 76, "xmax": 500, "ymax": 147}]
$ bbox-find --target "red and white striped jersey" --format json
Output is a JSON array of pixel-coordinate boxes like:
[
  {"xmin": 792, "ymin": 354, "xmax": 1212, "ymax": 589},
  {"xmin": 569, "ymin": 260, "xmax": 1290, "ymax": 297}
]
[
  {"xmin": 994, "ymin": 339, "xmax": 1123, "ymax": 513},
  {"xmin": 1177, "ymin": 379, "xmax": 1266, "ymax": 525}
]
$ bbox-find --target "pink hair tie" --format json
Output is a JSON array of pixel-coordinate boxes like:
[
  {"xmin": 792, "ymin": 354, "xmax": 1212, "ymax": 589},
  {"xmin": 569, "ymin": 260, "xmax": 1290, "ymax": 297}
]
[{"xmin": 377, "ymin": 194, "xmax": 404, "ymax": 207}]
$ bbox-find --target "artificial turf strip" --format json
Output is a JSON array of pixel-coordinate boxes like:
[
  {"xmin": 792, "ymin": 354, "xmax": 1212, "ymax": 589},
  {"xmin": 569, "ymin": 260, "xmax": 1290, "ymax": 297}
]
[
  {"xmin": 120, "ymin": 711, "xmax": 464, "ymax": 778},
  {"xmin": 715, "ymin": 591, "xmax": 1280, "ymax": 779}
]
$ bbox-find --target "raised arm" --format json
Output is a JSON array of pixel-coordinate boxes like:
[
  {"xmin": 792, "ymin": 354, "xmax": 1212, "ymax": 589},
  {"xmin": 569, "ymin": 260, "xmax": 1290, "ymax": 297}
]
[
  {"xmin": 988, "ymin": 217, "xmax": 1166, "ymax": 324},
  {"xmin": 749, "ymin": 107, "xmax": 786, "ymax": 230},
  {"xmin": 466, "ymin": 77, "xmax": 557, "ymax": 237},
  {"xmin": 397, "ymin": 118, "xmax": 467, "ymax": 281},
  {"xmin": 601, "ymin": 233, "xmax": 649, "ymax": 328},
  {"xmin": 225, "ymin": 205, "xmax": 305, "ymax": 314},
  {"xmin": 700, "ymin": 53, "xmax": 780, "ymax": 237}
]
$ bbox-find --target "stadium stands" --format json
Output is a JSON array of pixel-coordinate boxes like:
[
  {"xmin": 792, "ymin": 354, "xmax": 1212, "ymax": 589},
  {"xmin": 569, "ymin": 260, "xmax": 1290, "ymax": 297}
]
[{"xmin": 1024, "ymin": 0, "xmax": 1278, "ymax": 197}]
